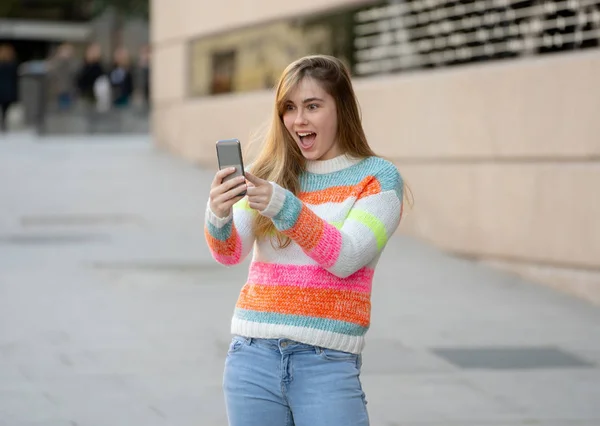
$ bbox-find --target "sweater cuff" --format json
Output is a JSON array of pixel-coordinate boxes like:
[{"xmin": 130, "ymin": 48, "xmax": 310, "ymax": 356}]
[
  {"xmin": 205, "ymin": 200, "xmax": 233, "ymax": 228},
  {"xmin": 259, "ymin": 182, "xmax": 286, "ymax": 218}
]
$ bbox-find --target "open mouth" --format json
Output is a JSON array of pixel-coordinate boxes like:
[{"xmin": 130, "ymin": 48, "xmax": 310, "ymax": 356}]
[{"xmin": 297, "ymin": 132, "xmax": 317, "ymax": 150}]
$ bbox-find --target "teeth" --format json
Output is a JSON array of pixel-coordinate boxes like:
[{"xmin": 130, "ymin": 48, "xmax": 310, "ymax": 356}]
[{"xmin": 298, "ymin": 132, "xmax": 313, "ymax": 137}]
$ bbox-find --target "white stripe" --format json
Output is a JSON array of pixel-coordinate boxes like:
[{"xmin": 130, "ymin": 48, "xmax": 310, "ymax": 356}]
[
  {"xmin": 253, "ymin": 238, "xmax": 316, "ymax": 265},
  {"xmin": 352, "ymin": 191, "xmax": 402, "ymax": 235},
  {"xmin": 305, "ymin": 197, "xmax": 357, "ymax": 222},
  {"xmin": 205, "ymin": 203, "xmax": 232, "ymax": 228},
  {"xmin": 231, "ymin": 317, "xmax": 366, "ymax": 354}
]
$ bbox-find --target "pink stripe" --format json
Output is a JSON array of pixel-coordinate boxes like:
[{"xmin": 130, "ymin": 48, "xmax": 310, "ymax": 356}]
[
  {"xmin": 308, "ymin": 223, "xmax": 342, "ymax": 268},
  {"xmin": 248, "ymin": 262, "xmax": 373, "ymax": 293},
  {"xmin": 212, "ymin": 234, "xmax": 242, "ymax": 265}
]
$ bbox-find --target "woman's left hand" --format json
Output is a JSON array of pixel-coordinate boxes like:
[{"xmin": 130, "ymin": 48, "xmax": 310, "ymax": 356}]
[{"xmin": 244, "ymin": 172, "xmax": 273, "ymax": 212}]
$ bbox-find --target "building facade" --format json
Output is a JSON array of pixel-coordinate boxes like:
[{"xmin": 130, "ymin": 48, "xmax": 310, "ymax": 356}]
[{"xmin": 151, "ymin": 0, "xmax": 600, "ymax": 304}]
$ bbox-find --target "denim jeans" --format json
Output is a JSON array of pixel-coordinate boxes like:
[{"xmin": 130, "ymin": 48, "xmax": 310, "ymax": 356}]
[{"xmin": 223, "ymin": 336, "xmax": 369, "ymax": 426}]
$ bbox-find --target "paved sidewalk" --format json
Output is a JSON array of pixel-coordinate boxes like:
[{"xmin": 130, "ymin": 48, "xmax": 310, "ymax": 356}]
[{"xmin": 1, "ymin": 133, "xmax": 599, "ymax": 426}]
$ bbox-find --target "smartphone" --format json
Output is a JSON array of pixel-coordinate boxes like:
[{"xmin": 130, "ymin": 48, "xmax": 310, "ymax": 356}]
[{"xmin": 216, "ymin": 138, "xmax": 246, "ymax": 196}]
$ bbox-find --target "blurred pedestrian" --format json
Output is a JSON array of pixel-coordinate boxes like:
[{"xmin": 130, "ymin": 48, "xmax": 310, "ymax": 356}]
[
  {"xmin": 0, "ymin": 44, "xmax": 19, "ymax": 132},
  {"xmin": 204, "ymin": 55, "xmax": 407, "ymax": 426},
  {"xmin": 76, "ymin": 43, "xmax": 108, "ymax": 132},
  {"xmin": 76, "ymin": 43, "xmax": 106, "ymax": 106},
  {"xmin": 136, "ymin": 44, "xmax": 151, "ymax": 110},
  {"xmin": 49, "ymin": 43, "xmax": 78, "ymax": 111},
  {"xmin": 109, "ymin": 47, "xmax": 134, "ymax": 108}
]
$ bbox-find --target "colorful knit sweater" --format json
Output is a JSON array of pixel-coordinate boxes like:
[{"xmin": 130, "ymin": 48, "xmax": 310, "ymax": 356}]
[{"xmin": 204, "ymin": 154, "xmax": 404, "ymax": 354}]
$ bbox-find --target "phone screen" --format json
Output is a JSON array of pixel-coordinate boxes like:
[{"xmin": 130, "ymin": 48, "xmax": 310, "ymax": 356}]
[
  {"xmin": 216, "ymin": 139, "xmax": 246, "ymax": 195},
  {"xmin": 217, "ymin": 142, "xmax": 243, "ymax": 169}
]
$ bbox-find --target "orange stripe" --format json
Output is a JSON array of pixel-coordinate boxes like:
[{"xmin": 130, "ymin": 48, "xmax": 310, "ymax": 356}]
[
  {"xmin": 283, "ymin": 206, "xmax": 323, "ymax": 251},
  {"xmin": 236, "ymin": 284, "xmax": 371, "ymax": 327},
  {"xmin": 204, "ymin": 226, "xmax": 238, "ymax": 256},
  {"xmin": 299, "ymin": 176, "xmax": 381, "ymax": 205}
]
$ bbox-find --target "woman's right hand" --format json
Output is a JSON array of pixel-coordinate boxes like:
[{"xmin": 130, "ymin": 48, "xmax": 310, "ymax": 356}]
[{"xmin": 209, "ymin": 167, "xmax": 247, "ymax": 218}]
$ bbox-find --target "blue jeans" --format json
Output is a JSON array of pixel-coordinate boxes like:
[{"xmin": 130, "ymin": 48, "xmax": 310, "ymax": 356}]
[{"xmin": 223, "ymin": 336, "xmax": 369, "ymax": 426}]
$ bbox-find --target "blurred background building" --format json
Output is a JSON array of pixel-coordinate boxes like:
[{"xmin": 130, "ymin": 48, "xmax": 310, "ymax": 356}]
[
  {"xmin": 0, "ymin": 0, "xmax": 148, "ymax": 63},
  {"xmin": 0, "ymin": 0, "xmax": 149, "ymax": 132},
  {"xmin": 151, "ymin": 0, "xmax": 600, "ymax": 304}
]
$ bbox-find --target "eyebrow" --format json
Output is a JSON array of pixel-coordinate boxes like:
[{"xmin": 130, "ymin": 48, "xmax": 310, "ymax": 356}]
[{"xmin": 303, "ymin": 97, "xmax": 324, "ymax": 103}]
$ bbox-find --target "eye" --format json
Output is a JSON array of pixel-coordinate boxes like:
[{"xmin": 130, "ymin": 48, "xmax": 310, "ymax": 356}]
[
  {"xmin": 285, "ymin": 104, "xmax": 295, "ymax": 111},
  {"xmin": 307, "ymin": 103, "xmax": 319, "ymax": 110}
]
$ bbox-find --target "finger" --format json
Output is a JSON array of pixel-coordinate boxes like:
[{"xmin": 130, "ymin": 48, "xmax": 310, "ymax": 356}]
[
  {"xmin": 222, "ymin": 195, "xmax": 245, "ymax": 210},
  {"xmin": 211, "ymin": 175, "xmax": 245, "ymax": 198},
  {"xmin": 210, "ymin": 180, "xmax": 246, "ymax": 203},
  {"xmin": 248, "ymin": 201, "xmax": 265, "ymax": 211},
  {"xmin": 246, "ymin": 186, "xmax": 260, "ymax": 197},
  {"xmin": 219, "ymin": 183, "xmax": 247, "ymax": 202},
  {"xmin": 221, "ymin": 175, "xmax": 247, "ymax": 192},
  {"xmin": 246, "ymin": 191, "xmax": 268, "ymax": 203},
  {"xmin": 247, "ymin": 193, "xmax": 269, "ymax": 205},
  {"xmin": 212, "ymin": 167, "xmax": 237, "ymax": 186},
  {"xmin": 244, "ymin": 172, "xmax": 268, "ymax": 186},
  {"xmin": 246, "ymin": 183, "xmax": 272, "ymax": 194}
]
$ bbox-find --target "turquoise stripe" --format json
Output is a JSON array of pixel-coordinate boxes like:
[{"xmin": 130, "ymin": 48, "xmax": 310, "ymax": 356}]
[
  {"xmin": 234, "ymin": 308, "xmax": 369, "ymax": 336},
  {"xmin": 377, "ymin": 164, "xmax": 402, "ymax": 193},
  {"xmin": 272, "ymin": 190, "xmax": 303, "ymax": 231},
  {"xmin": 347, "ymin": 209, "xmax": 388, "ymax": 250},
  {"xmin": 206, "ymin": 220, "xmax": 232, "ymax": 241},
  {"xmin": 395, "ymin": 180, "xmax": 404, "ymax": 203},
  {"xmin": 300, "ymin": 157, "xmax": 401, "ymax": 192}
]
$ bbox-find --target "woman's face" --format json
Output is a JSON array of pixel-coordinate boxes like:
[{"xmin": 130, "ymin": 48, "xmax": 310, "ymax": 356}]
[
  {"xmin": 282, "ymin": 77, "xmax": 341, "ymax": 162},
  {"xmin": 86, "ymin": 45, "xmax": 101, "ymax": 62},
  {"xmin": 114, "ymin": 48, "xmax": 129, "ymax": 66}
]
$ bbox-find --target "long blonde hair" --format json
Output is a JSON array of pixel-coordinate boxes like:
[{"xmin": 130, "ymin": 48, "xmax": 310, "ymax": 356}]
[{"xmin": 250, "ymin": 55, "xmax": 377, "ymax": 247}]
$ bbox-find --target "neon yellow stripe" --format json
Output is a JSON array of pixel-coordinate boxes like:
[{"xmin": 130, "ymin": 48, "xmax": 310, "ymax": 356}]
[
  {"xmin": 347, "ymin": 209, "xmax": 387, "ymax": 250},
  {"xmin": 330, "ymin": 221, "xmax": 344, "ymax": 229},
  {"xmin": 233, "ymin": 198, "xmax": 253, "ymax": 212}
]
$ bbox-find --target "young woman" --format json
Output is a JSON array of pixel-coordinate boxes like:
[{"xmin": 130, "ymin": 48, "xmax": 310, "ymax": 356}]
[{"xmin": 205, "ymin": 54, "xmax": 406, "ymax": 426}]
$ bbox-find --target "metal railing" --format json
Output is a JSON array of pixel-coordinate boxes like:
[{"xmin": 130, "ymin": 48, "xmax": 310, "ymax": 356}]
[{"xmin": 353, "ymin": 0, "xmax": 600, "ymax": 75}]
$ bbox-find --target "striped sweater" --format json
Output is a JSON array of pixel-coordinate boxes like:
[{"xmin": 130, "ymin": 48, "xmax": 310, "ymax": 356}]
[{"xmin": 204, "ymin": 154, "xmax": 403, "ymax": 354}]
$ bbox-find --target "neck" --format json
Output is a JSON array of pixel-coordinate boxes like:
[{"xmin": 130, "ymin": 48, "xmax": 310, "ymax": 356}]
[{"xmin": 305, "ymin": 153, "xmax": 362, "ymax": 174}]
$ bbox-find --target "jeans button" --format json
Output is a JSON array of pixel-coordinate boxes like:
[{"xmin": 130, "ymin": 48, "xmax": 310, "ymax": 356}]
[{"xmin": 280, "ymin": 341, "xmax": 288, "ymax": 348}]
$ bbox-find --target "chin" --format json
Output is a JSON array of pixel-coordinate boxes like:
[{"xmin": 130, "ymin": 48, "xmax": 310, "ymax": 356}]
[
  {"xmin": 301, "ymin": 151, "xmax": 321, "ymax": 161},
  {"xmin": 296, "ymin": 145, "xmax": 318, "ymax": 160}
]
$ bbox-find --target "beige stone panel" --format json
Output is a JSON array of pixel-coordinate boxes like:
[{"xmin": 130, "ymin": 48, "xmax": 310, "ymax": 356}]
[
  {"xmin": 151, "ymin": 0, "xmax": 186, "ymax": 43},
  {"xmin": 153, "ymin": 104, "xmax": 189, "ymax": 159},
  {"xmin": 395, "ymin": 162, "xmax": 600, "ymax": 268},
  {"xmin": 484, "ymin": 260, "xmax": 600, "ymax": 306},
  {"xmin": 483, "ymin": 53, "xmax": 600, "ymax": 158},
  {"xmin": 175, "ymin": 93, "xmax": 275, "ymax": 165},
  {"xmin": 356, "ymin": 52, "xmax": 600, "ymax": 159},
  {"xmin": 357, "ymin": 70, "xmax": 493, "ymax": 159},
  {"xmin": 156, "ymin": 51, "xmax": 600, "ymax": 161},
  {"xmin": 153, "ymin": 43, "xmax": 186, "ymax": 103}
]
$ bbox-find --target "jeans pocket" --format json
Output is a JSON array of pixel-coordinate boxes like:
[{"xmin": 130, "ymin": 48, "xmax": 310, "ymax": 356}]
[
  {"xmin": 228, "ymin": 335, "xmax": 249, "ymax": 354},
  {"xmin": 318, "ymin": 347, "xmax": 358, "ymax": 362}
]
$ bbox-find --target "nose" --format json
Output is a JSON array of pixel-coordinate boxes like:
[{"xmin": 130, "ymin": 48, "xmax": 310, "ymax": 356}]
[{"xmin": 294, "ymin": 110, "xmax": 308, "ymax": 126}]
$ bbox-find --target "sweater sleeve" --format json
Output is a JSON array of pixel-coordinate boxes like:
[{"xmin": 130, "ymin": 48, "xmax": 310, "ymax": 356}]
[
  {"xmin": 260, "ymin": 164, "xmax": 404, "ymax": 278},
  {"xmin": 204, "ymin": 197, "xmax": 257, "ymax": 266}
]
